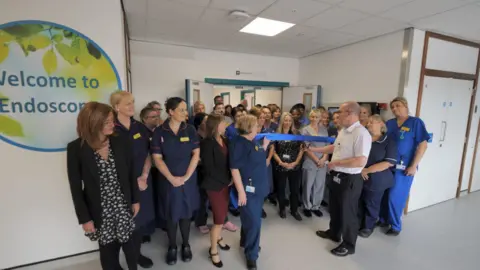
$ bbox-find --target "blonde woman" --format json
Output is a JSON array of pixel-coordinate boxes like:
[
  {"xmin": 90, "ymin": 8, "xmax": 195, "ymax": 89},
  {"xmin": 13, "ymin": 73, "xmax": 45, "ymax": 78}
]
[
  {"xmin": 230, "ymin": 114, "xmax": 270, "ymax": 270},
  {"xmin": 359, "ymin": 115, "xmax": 397, "ymax": 238},
  {"xmin": 301, "ymin": 109, "xmax": 329, "ymax": 218},
  {"xmin": 383, "ymin": 97, "xmax": 429, "ymax": 236},
  {"xmin": 110, "ymin": 91, "xmax": 154, "ymax": 268},
  {"xmin": 272, "ymin": 112, "xmax": 305, "ymax": 221}
]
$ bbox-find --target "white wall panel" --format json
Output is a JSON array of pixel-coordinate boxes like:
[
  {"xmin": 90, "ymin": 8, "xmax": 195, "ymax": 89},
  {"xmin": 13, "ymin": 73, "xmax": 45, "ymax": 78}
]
[{"xmin": 426, "ymin": 37, "xmax": 479, "ymax": 74}]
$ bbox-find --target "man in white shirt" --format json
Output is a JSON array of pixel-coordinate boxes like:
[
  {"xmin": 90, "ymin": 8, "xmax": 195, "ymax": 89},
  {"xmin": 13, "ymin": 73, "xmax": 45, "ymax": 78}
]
[{"xmin": 308, "ymin": 101, "xmax": 372, "ymax": 257}]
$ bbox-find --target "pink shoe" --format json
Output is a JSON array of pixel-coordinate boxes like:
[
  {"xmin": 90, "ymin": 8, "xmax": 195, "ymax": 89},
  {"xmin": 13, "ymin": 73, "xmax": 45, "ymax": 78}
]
[
  {"xmin": 198, "ymin": 225, "xmax": 210, "ymax": 234},
  {"xmin": 223, "ymin": 221, "xmax": 239, "ymax": 232}
]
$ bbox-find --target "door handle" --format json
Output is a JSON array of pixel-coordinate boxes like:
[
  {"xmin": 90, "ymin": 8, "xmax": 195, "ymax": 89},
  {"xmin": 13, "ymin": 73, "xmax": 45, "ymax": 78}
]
[{"xmin": 440, "ymin": 121, "xmax": 447, "ymax": 142}]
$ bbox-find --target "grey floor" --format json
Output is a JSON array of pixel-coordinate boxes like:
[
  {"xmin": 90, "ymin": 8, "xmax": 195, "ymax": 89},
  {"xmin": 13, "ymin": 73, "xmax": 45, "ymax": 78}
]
[{"xmin": 18, "ymin": 192, "xmax": 480, "ymax": 270}]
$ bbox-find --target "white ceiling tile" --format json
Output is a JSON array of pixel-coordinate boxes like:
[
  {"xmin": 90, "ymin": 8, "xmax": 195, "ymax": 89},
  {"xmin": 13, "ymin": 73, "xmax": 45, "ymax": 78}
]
[
  {"xmin": 340, "ymin": 0, "xmax": 413, "ymax": 14},
  {"xmin": 380, "ymin": 0, "xmax": 475, "ymax": 22},
  {"xmin": 311, "ymin": 29, "xmax": 360, "ymax": 45},
  {"xmin": 210, "ymin": 0, "xmax": 277, "ymax": 15},
  {"xmin": 338, "ymin": 16, "xmax": 408, "ymax": 36},
  {"xmin": 276, "ymin": 25, "xmax": 323, "ymax": 40},
  {"xmin": 259, "ymin": 0, "xmax": 331, "ymax": 23},
  {"xmin": 304, "ymin": 7, "xmax": 370, "ymax": 29},
  {"xmin": 123, "ymin": 0, "xmax": 147, "ymax": 16},
  {"xmin": 147, "ymin": 0, "xmax": 206, "ymax": 21},
  {"xmin": 199, "ymin": 8, "xmax": 253, "ymax": 30},
  {"xmin": 127, "ymin": 14, "xmax": 147, "ymax": 40},
  {"xmin": 145, "ymin": 18, "xmax": 195, "ymax": 39},
  {"xmin": 413, "ymin": 4, "xmax": 480, "ymax": 41},
  {"xmin": 173, "ymin": 0, "xmax": 211, "ymax": 7}
]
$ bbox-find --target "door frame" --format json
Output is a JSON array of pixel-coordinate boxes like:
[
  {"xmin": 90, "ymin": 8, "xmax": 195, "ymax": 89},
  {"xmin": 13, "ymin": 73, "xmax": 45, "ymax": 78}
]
[
  {"xmin": 240, "ymin": 90, "xmax": 255, "ymax": 109},
  {"xmin": 406, "ymin": 31, "xmax": 480, "ymax": 214}
]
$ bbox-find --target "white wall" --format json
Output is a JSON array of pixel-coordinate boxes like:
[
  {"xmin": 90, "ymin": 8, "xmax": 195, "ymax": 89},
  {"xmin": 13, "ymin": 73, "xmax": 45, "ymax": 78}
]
[
  {"xmin": 130, "ymin": 41, "xmax": 299, "ymax": 117},
  {"xmin": 0, "ymin": 0, "xmax": 126, "ymax": 268},
  {"xmin": 299, "ymin": 31, "xmax": 405, "ymax": 107},
  {"xmin": 214, "ymin": 86, "xmax": 243, "ymax": 108}
]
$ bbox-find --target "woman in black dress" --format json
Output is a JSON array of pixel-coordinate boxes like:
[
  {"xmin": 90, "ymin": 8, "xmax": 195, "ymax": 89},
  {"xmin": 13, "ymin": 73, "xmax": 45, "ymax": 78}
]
[{"xmin": 67, "ymin": 102, "xmax": 140, "ymax": 270}]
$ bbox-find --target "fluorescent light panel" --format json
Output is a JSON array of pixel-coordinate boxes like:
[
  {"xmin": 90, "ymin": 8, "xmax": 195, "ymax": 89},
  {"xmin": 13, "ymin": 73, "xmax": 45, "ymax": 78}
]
[{"xmin": 240, "ymin": 17, "xmax": 295, "ymax": 37}]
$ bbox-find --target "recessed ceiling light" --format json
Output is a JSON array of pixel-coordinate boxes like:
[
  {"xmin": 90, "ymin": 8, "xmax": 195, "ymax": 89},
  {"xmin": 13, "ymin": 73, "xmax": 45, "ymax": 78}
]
[{"xmin": 240, "ymin": 17, "xmax": 295, "ymax": 37}]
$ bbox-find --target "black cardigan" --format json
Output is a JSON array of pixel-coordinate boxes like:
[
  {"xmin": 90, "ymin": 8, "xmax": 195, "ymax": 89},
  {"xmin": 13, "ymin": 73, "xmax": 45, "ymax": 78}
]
[
  {"xmin": 66, "ymin": 134, "xmax": 140, "ymax": 228},
  {"xmin": 200, "ymin": 137, "xmax": 231, "ymax": 191}
]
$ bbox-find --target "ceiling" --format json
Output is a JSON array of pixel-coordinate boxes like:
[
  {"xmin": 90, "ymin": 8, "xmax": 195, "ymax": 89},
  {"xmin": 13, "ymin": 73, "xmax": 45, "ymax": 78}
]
[{"xmin": 124, "ymin": 0, "xmax": 480, "ymax": 58}]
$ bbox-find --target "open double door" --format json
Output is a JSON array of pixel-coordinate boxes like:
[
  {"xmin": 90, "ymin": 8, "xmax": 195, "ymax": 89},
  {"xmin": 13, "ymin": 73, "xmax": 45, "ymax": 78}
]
[{"xmin": 185, "ymin": 79, "xmax": 321, "ymax": 114}]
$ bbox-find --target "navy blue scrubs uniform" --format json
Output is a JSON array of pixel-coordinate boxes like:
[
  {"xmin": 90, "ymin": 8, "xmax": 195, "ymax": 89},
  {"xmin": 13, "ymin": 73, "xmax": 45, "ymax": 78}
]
[
  {"xmin": 360, "ymin": 134, "xmax": 397, "ymax": 230},
  {"xmin": 225, "ymin": 123, "xmax": 239, "ymax": 140},
  {"xmin": 114, "ymin": 118, "xmax": 155, "ymax": 234},
  {"xmin": 230, "ymin": 135, "xmax": 269, "ymax": 262},
  {"xmin": 385, "ymin": 117, "xmax": 429, "ymax": 231},
  {"xmin": 150, "ymin": 120, "xmax": 200, "ymax": 224}
]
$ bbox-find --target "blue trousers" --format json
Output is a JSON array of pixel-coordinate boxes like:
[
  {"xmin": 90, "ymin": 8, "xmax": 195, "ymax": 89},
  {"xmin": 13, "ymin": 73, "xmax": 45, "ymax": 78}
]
[
  {"xmin": 382, "ymin": 171, "xmax": 414, "ymax": 231},
  {"xmin": 239, "ymin": 195, "xmax": 263, "ymax": 261},
  {"xmin": 360, "ymin": 189, "xmax": 387, "ymax": 230}
]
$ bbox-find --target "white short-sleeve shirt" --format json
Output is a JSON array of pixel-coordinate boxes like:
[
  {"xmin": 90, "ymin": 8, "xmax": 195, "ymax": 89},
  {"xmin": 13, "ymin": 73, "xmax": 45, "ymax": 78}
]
[{"xmin": 331, "ymin": 121, "xmax": 372, "ymax": 174}]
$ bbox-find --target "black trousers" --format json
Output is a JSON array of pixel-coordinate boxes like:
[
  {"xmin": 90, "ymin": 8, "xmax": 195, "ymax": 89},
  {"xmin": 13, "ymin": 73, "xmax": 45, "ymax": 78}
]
[
  {"xmin": 328, "ymin": 172, "xmax": 363, "ymax": 250},
  {"xmin": 167, "ymin": 218, "xmax": 191, "ymax": 248},
  {"xmin": 275, "ymin": 169, "xmax": 302, "ymax": 213},
  {"xmin": 99, "ymin": 231, "xmax": 139, "ymax": 270}
]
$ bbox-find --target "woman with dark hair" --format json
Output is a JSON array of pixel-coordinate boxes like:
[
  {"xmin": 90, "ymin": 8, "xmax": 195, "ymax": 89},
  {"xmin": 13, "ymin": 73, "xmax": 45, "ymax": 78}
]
[
  {"xmin": 193, "ymin": 112, "xmax": 210, "ymax": 233},
  {"xmin": 225, "ymin": 107, "xmax": 245, "ymax": 140},
  {"xmin": 151, "ymin": 97, "xmax": 200, "ymax": 265},
  {"xmin": 225, "ymin": 105, "xmax": 233, "ymax": 120},
  {"xmin": 67, "ymin": 102, "xmax": 140, "ymax": 270},
  {"xmin": 201, "ymin": 114, "xmax": 232, "ymax": 268},
  {"xmin": 290, "ymin": 107, "xmax": 303, "ymax": 131},
  {"xmin": 110, "ymin": 91, "xmax": 154, "ymax": 268}
]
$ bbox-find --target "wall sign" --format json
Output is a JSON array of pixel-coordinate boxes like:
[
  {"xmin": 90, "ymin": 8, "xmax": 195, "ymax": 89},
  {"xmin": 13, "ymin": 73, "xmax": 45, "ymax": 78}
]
[{"xmin": 0, "ymin": 20, "xmax": 121, "ymax": 152}]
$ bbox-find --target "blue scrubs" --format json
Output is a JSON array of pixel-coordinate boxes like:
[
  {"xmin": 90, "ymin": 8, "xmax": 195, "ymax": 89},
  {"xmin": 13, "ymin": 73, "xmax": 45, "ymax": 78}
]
[
  {"xmin": 114, "ymin": 118, "xmax": 155, "ymax": 234},
  {"xmin": 361, "ymin": 134, "xmax": 397, "ymax": 230},
  {"xmin": 230, "ymin": 135, "xmax": 269, "ymax": 261},
  {"xmin": 150, "ymin": 119, "xmax": 200, "ymax": 223},
  {"xmin": 261, "ymin": 126, "xmax": 275, "ymax": 194},
  {"xmin": 385, "ymin": 117, "xmax": 430, "ymax": 231},
  {"xmin": 225, "ymin": 123, "xmax": 239, "ymax": 140}
]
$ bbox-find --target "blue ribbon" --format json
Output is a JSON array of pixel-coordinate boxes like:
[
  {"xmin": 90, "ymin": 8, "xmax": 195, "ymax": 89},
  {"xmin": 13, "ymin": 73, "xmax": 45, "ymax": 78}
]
[
  {"xmin": 254, "ymin": 133, "xmax": 336, "ymax": 144},
  {"xmin": 229, "ymin": 133, "xmax": 335, "ymax": 209}
]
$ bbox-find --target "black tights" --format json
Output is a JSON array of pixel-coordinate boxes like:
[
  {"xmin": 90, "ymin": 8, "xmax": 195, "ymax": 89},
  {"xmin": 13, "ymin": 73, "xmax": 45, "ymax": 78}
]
[{"xmin": 167, "ymin": 218, "xmax": 191, "ymax": 248}]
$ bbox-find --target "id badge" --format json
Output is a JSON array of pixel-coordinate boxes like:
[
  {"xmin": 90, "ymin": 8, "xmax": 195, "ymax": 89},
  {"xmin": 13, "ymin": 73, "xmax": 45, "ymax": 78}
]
[
  {"xmin": 282, "ymin": 154, "xmax": 291, "ymax": 160},
  {"xmin": 333, "ymin": 175, "xmax": 341, "ymax": 184},
  {"xmin": 246, "ymin": 185, "xmax": 256, "ymax": 194},
  {"xmin": 396, "ymin": 164, "xmax": 406, "ymax": 170}
]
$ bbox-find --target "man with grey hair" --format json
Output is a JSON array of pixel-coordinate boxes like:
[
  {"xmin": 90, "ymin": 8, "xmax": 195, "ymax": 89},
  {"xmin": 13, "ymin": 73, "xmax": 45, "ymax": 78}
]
[{"xmin": 308, "ymin": 101, "xmax": 372, "ymax": 257}]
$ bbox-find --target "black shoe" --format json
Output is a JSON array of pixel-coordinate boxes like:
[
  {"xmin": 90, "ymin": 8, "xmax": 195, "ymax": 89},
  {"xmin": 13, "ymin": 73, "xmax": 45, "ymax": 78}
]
[
  {"xmin": 285, "ymin": 199, "xmax": 290, "ymax": 207},
  {"xmin": 331, "ymin": 244, "xmax": 355, "ymax": 257},
  {"xmin": 312, "ymin": 210, "xmax": 323, "ymax": 217},
  {"xmin": 358, "ymin": 228, "xmax": 374, "ymax": 238},
  {"xmin": 291, "ymin": 211, "xmax": 302, "ymax": 221},
  {"xmin": 268, "ymin": 197, "xmax": 277, "ymax": 206},
  {"xmin": 303, "ymin": 209, "xmax": 312, "ymax": 217},
  {"xmin": 376, "ymin": 221, "xmax": 389, "ymax": 228},
  {"xmin": 229, "ymin": 208, "xmax": 240, "ymax": 217},
  {"xmin": 246, "ymin": 260, "xmax": 257, "ymax": 270},
  {"xmin": 316, "ymin": 230, "xmax": 341, "ymax": 243},
  {"xmin": 209, "ymin": 248, "xmax": 223, "ymax": 268},
  {"xmin": 217, "ymin": 237, "xmax": 231, "ymax": 251},
  {"xmin": 279, "ymin": 209, "xmax": 286, "ymax": 219},
  {"xmin": 166, "ymin": 247, "xmax": 177, "ymax": 265},
  {"xmin": 142, "ymin": 235, "xmax": 151, "ymax": 244},
  {"xmin": 386, "ymin": 228, "xmax": 400, "ymax": 236},
  {"xmin": 137, "ymin": 253, "xmax": 153, "ymax": 268},
  {"xmin": 321, "ymin": 201, "xmax": 328, "ymax": 207},
  {"xmin": 181, "ymin": 244, "xmax": 193, "ymax": 262},
  {"xmin": 262, "ymin": 209, "xmax": 267, "ymax": 219}
]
